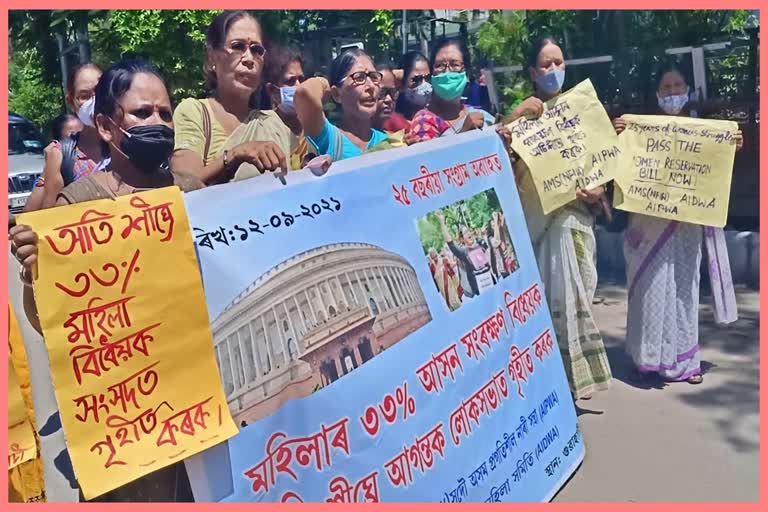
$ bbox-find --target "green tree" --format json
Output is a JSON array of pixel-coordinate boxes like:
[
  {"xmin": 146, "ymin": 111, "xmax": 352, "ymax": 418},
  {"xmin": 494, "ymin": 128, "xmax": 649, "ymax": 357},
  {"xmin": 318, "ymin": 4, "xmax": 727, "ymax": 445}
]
[{"xmin": 8, "ymin": 49, "xmax": 64, "ymax": 129}]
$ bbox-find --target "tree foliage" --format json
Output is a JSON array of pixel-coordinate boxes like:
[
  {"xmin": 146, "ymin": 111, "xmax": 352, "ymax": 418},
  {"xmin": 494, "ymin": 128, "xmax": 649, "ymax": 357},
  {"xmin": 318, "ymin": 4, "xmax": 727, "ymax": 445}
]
[
  {"xmin": 8, "ymin": 9, "xmax": 757, "ymax": 128},
  {"xmin": 476, "ymin": 9, "xmax": 755, "ymax": 113}
]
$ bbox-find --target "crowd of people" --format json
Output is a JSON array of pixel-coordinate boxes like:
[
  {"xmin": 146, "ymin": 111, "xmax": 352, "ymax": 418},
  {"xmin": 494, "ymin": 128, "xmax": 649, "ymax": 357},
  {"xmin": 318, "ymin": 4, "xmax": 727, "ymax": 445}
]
[{"xmin": 8, "ymin": 9, "xmax": 745, "ymax": 502}]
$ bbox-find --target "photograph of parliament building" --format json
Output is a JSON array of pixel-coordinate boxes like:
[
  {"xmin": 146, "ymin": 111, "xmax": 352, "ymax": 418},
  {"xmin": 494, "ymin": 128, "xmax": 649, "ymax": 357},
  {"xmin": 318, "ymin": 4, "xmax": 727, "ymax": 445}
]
[{"xmin": 210, "ymin": 243, "xmax": 432, "ymax": 424}]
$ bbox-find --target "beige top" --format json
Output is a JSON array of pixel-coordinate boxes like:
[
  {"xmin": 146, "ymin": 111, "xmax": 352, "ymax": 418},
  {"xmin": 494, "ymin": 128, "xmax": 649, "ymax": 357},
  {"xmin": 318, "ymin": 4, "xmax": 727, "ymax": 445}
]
[{"xmin": 173, "ymin": 98, "xmax": 300, "ymax": 176}]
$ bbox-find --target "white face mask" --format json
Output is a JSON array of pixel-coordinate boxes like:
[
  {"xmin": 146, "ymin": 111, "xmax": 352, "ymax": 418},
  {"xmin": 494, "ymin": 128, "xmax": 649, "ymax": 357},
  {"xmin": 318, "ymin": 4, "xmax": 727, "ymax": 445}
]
[
  {"xmin": 277, "ymin": 86, "xmax": 297, "ymax": 115},
  {"xmin": 77, "ymin": 97, "xmax": 96, "ymax": 128},
  {"xmin": 657, "ymin": 91, "xmax": 689, "ymax": 115}
]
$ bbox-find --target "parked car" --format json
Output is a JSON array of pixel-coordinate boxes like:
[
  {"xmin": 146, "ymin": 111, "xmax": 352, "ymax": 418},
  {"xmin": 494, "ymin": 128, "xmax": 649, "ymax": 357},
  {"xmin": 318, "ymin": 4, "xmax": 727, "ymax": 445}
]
[{"xmin": 8, "ymin": 112, "xmax": 45, "ymax": 213}]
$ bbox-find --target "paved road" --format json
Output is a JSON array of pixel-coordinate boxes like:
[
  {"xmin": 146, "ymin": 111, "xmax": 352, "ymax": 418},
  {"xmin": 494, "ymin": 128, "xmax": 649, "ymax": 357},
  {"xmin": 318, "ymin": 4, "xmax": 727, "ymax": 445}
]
[
  {"xmin": 554, "ymin": 285, "xmax": 760, "ymax": 502},
  {"xmin": 9, "ymin": 253, "xmax": 759, "ymax": 502}
]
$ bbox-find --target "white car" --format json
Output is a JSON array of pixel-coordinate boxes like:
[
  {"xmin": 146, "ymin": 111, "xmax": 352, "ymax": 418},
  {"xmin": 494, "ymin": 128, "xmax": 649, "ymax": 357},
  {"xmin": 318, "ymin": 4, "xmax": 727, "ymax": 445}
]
[{"xmin": 8, "ymin": 113, "xmax": 45, "ymax": 214}]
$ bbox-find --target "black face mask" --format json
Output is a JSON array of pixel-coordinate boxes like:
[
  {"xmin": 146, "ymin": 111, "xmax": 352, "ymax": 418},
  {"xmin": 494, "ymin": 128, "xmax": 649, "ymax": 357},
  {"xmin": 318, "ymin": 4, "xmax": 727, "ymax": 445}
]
[{"xmin": 114, "ymin": 124, "xmax": 174, "ymax": 174}]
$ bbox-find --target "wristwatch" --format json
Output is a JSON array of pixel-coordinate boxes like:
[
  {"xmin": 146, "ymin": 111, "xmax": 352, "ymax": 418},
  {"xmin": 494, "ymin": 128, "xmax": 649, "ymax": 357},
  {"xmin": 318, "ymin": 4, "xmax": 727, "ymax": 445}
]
[{"xmin": 223, "ymin": 149, "xmax": 230, "ymax": 170}]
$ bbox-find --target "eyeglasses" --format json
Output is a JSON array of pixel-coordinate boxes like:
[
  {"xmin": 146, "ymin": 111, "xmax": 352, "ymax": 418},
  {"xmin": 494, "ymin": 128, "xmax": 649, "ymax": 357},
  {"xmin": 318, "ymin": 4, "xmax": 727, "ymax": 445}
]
[
  {"xmin": 409, "ymin": 74, "xmax": 431, "ymax": 87},
  {"xmin": 433, "ymin": 61, "xmax": 465, "ymax": 74},
  {"xmin": 378, "ymin": 87, "xmax": 398, "ymax": 100},
  {"xmin": 344, "ymin": 71, "xmax": 383, "ymax": 86},
  {"xmin": 226, "ymin": 40, "xmax": 267, "ymax": 59}
]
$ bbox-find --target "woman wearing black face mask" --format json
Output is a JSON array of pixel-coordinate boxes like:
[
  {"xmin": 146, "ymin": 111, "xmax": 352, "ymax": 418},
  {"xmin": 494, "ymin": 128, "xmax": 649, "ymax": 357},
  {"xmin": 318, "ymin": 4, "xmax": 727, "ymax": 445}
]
[{"xmin": 9, "ymin": 59, "xmax": 202, "ymax": 502}]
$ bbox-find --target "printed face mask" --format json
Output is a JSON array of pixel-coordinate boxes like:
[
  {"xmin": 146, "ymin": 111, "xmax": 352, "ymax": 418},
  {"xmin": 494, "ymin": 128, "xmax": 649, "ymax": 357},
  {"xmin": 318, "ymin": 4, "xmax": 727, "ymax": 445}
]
[
  {"xmin": 657, "ymin": 92, "xmax": 689, "ymax": 115},
  {"xmin": 404, "ymin": 82, "xmax": 432, "ymax": 107}
]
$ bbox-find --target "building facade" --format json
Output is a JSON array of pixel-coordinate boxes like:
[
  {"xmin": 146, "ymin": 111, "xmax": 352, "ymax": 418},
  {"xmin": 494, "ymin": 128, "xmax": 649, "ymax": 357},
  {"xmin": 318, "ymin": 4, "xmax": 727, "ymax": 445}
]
[{"xmin": 211, "ymin": 243, "xmax": 432, "ymax": 424}]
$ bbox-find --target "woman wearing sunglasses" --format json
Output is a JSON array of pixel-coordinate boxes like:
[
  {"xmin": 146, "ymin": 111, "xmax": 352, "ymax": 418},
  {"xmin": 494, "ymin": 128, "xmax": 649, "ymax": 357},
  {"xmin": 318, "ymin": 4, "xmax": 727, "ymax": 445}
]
[
  {"xmin": 262, "ymin": 44, "xmax": 315, "ymax": 169},
  {"xmin": 395, "ymin": 51, "xmax": 431, "ymax": 121},
  {"xmin": 171, "ymin": 10, "xmax": 296, "ymax": 185},
  {"xmin": 373, "ymin": 64, "xmax": 410, "ymax": 133},
  {"xmin": 405, "ymin": 38, "xmax": 495, "ymax": 144},
  {"xmin": 295, "ymin": 48, "xmax": 389, "ymax": 162}
]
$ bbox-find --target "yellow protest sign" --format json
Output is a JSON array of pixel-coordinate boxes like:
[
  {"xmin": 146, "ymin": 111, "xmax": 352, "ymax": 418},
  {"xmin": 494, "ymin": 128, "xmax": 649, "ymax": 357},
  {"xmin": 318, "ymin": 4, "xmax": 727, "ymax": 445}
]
[
  {"xmin": 17, "ymin": 187, "xmax": 237, "ymax": 499},
  {"xmin": 614, "ymin": 115, "xmax": 738, "ymax": 227},
  {"xmin": 7, "ymin": 305, "xmax": 46, "ymax": 502},
  {"xmin": 507, "ymin": 79, "xmax": 619, "ymax": 214},
  {"xmin": 8, "ymin": 306, "xmax": 37, "ymax": 470}
]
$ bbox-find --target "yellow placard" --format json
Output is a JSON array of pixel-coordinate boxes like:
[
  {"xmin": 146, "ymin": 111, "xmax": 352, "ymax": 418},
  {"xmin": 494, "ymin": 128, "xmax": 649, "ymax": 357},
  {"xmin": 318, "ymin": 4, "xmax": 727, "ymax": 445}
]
[
  {"xmin": 614, "ymin": 115, "xmax": 738, "ymax": 227},
  {"xmin": 8, "ymin": 306, "xmax": 37, "ymax": 470},
  {"xmin": 7, "ymin": 304, "xmax": 46, "ymax": 502},
  {"xmin": 507, "ymin": 79, "xmax": 619, "ymax": 214},
  {"xmin": 17, "ymin": 187, "xmax": 237, "ymax": 499}
]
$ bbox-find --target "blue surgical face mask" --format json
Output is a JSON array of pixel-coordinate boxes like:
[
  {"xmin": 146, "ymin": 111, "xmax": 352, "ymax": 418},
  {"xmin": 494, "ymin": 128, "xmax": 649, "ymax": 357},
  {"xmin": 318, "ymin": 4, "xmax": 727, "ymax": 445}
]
[
  {"xmin": 534, "ymin": 68, "xmax": 565, "ymax": 95},
  {"xmin": 278, "ymin": 86, "xmax": 297, "ymax": 115}
]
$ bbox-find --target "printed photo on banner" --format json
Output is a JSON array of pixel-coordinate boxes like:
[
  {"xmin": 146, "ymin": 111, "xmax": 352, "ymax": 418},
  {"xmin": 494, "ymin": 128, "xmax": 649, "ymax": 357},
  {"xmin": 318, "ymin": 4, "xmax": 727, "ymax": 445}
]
[
  {"xmin": 416, "ymin": 189, "xmax": 520, "ymax": 312},
  {"xmin": 613, "ymin": 114, "xmax": 739, "ymax": 227},
  {"xmin": 210, "ymin": 242, "xmax": 433, "ymax": 426}
]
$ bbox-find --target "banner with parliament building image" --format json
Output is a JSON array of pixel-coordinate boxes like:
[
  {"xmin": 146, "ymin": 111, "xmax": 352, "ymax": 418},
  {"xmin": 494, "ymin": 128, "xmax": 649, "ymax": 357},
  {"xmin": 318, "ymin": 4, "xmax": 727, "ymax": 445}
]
[{"xmin": 184, "ymin": 130, "xmax": 585, "ymax": 503}]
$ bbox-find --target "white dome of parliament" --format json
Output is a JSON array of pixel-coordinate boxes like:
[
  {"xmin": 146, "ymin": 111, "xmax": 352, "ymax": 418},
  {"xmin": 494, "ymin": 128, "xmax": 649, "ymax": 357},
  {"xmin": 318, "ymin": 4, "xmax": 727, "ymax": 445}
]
[{"xmin": 212, "ymin": 242, "xmax": 432, "ymax": 424}]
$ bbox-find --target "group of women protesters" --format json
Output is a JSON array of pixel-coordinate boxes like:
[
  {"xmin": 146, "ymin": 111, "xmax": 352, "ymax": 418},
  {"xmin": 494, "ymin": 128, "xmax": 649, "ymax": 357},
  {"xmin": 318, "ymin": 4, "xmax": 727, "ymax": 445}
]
[{"xmin": 9, "ymin": 9, "xmax": 743, "ymax": 502}]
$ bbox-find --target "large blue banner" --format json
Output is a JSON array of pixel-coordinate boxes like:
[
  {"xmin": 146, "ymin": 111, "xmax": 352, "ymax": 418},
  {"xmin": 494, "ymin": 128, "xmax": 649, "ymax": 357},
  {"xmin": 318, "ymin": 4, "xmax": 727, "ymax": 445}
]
[{"xmin": 183, "ymin": 130, "xmax": 584, "ymax": 503}]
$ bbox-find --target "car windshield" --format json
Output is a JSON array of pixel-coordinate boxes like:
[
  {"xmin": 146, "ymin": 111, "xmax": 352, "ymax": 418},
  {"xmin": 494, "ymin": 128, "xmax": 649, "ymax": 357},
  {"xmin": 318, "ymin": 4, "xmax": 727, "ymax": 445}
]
[{"xmin": 9, "ymin": 121, "xmax": 45, "ymax": 155}]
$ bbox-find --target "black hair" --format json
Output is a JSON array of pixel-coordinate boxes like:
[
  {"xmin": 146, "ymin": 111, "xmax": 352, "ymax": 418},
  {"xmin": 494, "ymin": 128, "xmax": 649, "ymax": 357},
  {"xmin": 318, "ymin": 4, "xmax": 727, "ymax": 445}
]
[
  {"xmin": 429, "ymin": 37, "xmax": 471, "ymax": 73},
  {"xmin": 260, "ymin": 44, "xmax": 306, "ymax": 109},
  {"xmin": 395, "ymin": 51, "xmax": 429, "ymax": 118},
  {"xmin": 527, "ymin": 36, "xmax": 560, "ymax": 68},
  {"xmin": 205, "ymin": 10, "xmax": 261, "ymax": 91},
  {"xmin": 94, "ymin": 58, "xmax": 165, "ymax": 121},
  {"xmin": 656, "ymin": 64, "xmax": 691, "ymax": 89},
  {"xmin": 329, "ymin": 47, "xmax": 370, "ymax": 87},
  {"xmin": 264, "ymin": 44, "xmax": 305, "ymax": 86},
  {"xmin": 66, "ymin": 63, "xmax": 102, "ymax": 97},
  {"xmin": 49, "ymin": 113, "xmax": 79, "ymax": 140},
  {"xmin": 398, "ymin": 51, "xmax": 428, "ymax": 87}
]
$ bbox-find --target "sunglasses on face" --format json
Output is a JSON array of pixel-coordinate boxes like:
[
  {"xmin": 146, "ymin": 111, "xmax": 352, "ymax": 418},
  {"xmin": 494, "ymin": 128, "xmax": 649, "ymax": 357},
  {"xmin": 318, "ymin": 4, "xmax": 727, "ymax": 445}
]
[
  {"xmin": 409, "ymin": 74, "xmax": 431, "ymax": 87},
  {"xmin": 344, "ymin": 71, "xmax": 383, "ymax": 86},
  {"xmin": 226, "ymin": 40, "xmax": 267, "ymax": 59},
  {"xmin": 378, "ymin": 87, "xmax": 398, "ymax": 100},
  {"xmin": 281, "ymin": 75, "xmax": 306, "ymax": 87}
]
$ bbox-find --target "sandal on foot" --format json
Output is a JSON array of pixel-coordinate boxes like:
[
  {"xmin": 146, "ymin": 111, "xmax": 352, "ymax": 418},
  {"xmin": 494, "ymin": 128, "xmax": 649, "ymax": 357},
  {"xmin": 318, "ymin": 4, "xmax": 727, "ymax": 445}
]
[{"xmin": 687, "ymin": 374, "xmax": 703, "ymax": 385}]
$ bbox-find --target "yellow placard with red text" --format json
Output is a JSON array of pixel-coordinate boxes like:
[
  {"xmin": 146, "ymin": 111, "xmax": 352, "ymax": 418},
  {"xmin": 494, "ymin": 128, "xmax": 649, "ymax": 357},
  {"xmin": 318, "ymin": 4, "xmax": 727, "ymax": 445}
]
[{"xmin": 18, "ymin": 187, "xmax": 237, "ymax": 499}]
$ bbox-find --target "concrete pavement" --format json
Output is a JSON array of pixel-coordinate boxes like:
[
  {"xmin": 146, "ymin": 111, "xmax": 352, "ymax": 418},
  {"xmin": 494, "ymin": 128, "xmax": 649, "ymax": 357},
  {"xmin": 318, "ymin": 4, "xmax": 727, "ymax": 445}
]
[{"xmin": 554, "ymin": 285, "xmax": 760, "ymax": 502}]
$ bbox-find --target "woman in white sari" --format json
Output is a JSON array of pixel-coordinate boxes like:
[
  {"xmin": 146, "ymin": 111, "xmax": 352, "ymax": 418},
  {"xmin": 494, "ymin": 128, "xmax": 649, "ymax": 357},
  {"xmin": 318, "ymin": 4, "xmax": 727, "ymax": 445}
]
[
  {"xmin": 614, "ymin": 67, "xmax": 743, "ymax": 384},
  {"xmin": 507, "ymin": 38, "xmax": 613, "ymax": 400}
]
